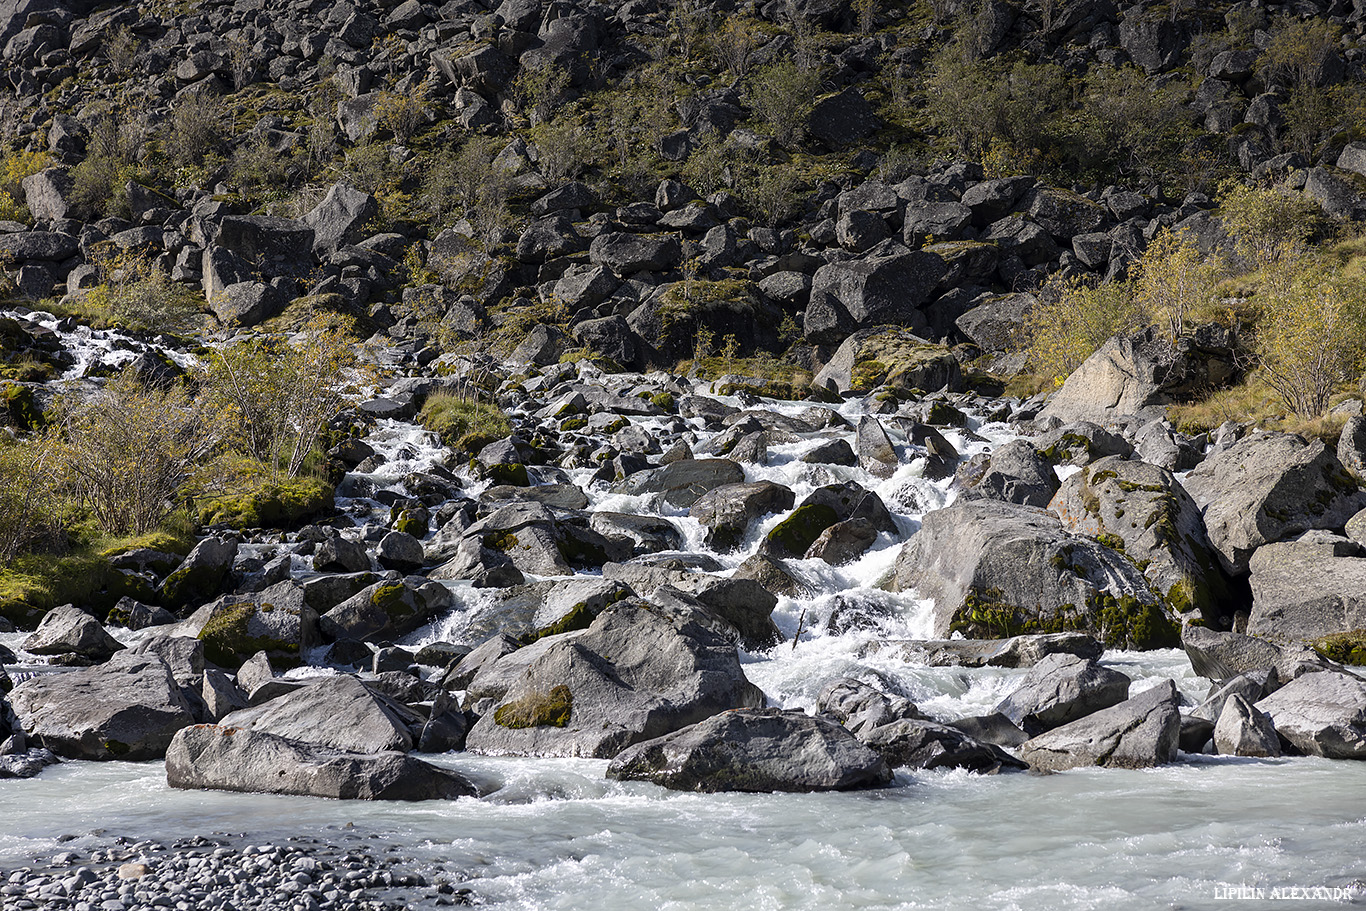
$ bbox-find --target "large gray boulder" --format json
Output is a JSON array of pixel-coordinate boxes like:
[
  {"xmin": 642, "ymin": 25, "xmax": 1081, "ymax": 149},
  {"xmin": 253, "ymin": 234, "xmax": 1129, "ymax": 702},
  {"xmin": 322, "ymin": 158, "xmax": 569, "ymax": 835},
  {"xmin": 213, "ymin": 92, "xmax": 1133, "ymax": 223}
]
[
  {"xmin": 811, "ymin": 328, "xmax": 963, "ymax": 395},
  {"xmin": 464, "ymin": 600, "xmax": 765, "ymax": 758},
  {"xmin": 1048, "ymin": 456, "xmax": 1232, "ymax": 619},
  {"xmin": 1038, "ymin": 326, "xmax": 1237, "ymax": 425},
  {"xmin": 1183, "ymin": 433, "xmax": 1366, "ymax": 575},
  {"xmin": 159, "ymin": 536, "xmax": 238, "ymax": 610},
  {"xmin": 1181, "ymin": 624, "xmax": 1332, "ymax": 684},
  {"xmin": 318, "ymin": 578, "xmax": 452, "ymax": 642},
  {"xmin": 589, "ymin": 232, "xmax": 681, "ymax": 275},
  {"xmin": 885, "ymin": 500, "xmax": 1168, "ymax": 647},
  {"xmin": 455, "ymin": 577, "xmax": 633, "ymax": 645},
  {"xmin": 803, "ymin": 249, "xmax": 947, "ymax": 345},
  {"xmin": 1247, "ymin": 542, "xmax": 1366, "ymax": 645},
  {"xmin": 302, "ymin": 183, "xmax": 379, "ymax": 254},
  {"xmin": 8, "ymin": 653, "xmax": 196, "ymax": 760},
  {"xmin": 612, "ymin": 458, "xmax": 745, "ymax": 508},
  {"xmin": 1019, "ymin": 680, "xmax": 1181, "ymax": 771},
  {"xmin": 761, "ymin": 481, "xmax": 897, "ymax": 560},
  {"xmin": 1256, "ymin": 671, "xmax": 1366, "ymax": 759},
  {"xmin": 995, "ymin": 654, "xmax": 1132, "ymax": 736},
  {"xmin": 217, "ymin": 675, "xmax": 415, "ymax": 754},
  {"xmin": 954, "ymin": 440, "xmax": 1058, "ymax": 508},
  {"xmin": 605, "ymin": 708, "xmax": 892, "ymax": 792},
  {"xmin": 1213, "ymin": 694, "xmax": 1281, "ymax": 758},
  {"xmin": 21, "ymin": 605, "xmax": 124, "ymax": 662},
  {"xmin": 166, "ymin": 725, "xmax": 477, "ymax": 800},
  {"xmin": 174, "ymin": 581, "xmax": 319, "ymax": 670},
  {"xmin": 688, "ymin": 481, "xmax": 795, "ymax": 551}
]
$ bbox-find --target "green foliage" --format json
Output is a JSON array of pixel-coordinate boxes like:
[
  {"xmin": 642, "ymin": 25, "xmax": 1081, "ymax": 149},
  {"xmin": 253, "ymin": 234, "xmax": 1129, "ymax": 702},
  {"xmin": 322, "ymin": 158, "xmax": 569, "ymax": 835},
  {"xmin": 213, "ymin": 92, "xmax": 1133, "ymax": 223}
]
[
  {"xmin": 84, "ymin": 250, "xmax": 204, "ymax": 334},
  {"xmin": 746, "ymin": 60, "xmax": 821, "ymax": 148},
  {"xmin": 511, "ymin": 59, "xmax": 571, "ymax": 126},
  {"xmin": 374, "ymin": 89, "xmax": 429, "ymax": 143},
  {"xmin": 923, "ymin": 47, "xmax": 1066, "ymax": 163},
  {"xmin": 0, "ymin": 148, "xmax": 52, "ymax": 222},
  {"xmin": 201, "ymin": 314, "xmax": 359, "ymax": 480},
  {"xmin": 419, "ymin": 136, "xmax": 513, "ymax": 247},
  {"xmin": 1132, "ymin": 229, "xmax": 1228, "ymax": 339},
  {"xmin": 69, "ymin": 111, "xmax": 143, "ymax": 219},
  {"xmin": 1218, "ymin": 180, "xmax": 1325, "ymax": 268},
  {"xmin": 1253, "ymin": 257, "xmax": 1366, "ymax": 418},
  {"xmin": 418, "ymin": 392, "xmax": 512, "ymax": 453},
  {"xmin": 1026, "ymin": 277, "xmax": 1144, "ymax": 385},
  {"xmin": 0, "ymin": 435, "xmax": 60, "ymax": 567},
  {"xmin": 1311, "ymin": 630, "xmax": 1366, "ymax": 666},
  {"xmin": 198, "ymin": 476, "xmax": 334, "ymax": 529},
  {"xmin": 163, "ymin": 94, "xmax": 227, "ymax": 170},
  {"xmin": 1071, "ymin": 65, "xmax": 1195, "ymax": 183}
]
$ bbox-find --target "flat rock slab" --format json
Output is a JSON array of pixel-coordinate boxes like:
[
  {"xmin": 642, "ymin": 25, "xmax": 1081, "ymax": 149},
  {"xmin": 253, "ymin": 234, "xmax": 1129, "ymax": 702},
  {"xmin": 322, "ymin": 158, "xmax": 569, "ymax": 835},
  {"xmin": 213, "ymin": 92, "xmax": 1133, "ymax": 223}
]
[
  {"xmin": 218, "ymin": 675, "xmax": 414, "ymax": 754},
  {"xmin": 1256, "ymin": 671, "xmax": 1366, "ymax": 759},
  {"xmin": 606, "ymin": 708, "xmax": 892, "ymax": 792},
  {"xmin": 871, "ymin": 633, "xmax": 1102, "ymax": 668},
  {"xmin": 166, "ymin": 725, "xmax": 477, "ymax": 801},
  {"xmin": 1019, "ymin": 679, "xmax": 1180, "ymax": 772}
]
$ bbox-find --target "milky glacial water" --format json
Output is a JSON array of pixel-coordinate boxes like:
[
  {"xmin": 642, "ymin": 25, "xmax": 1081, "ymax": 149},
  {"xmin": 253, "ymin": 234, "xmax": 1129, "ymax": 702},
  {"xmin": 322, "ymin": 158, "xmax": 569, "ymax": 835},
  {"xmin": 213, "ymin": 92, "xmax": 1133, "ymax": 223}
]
[{"xmin": 4, "ymin": 332, "xmax": 1366, "ymax": 907}]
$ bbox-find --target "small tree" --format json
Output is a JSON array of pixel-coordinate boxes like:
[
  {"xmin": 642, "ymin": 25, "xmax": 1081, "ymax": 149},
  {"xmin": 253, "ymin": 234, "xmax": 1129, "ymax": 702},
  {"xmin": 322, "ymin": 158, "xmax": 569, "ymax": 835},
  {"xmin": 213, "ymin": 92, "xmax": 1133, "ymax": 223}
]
[
  {"xmin": 1218, "ymin": 180, "xmax": 1322, "ymax": 268},
  {"xmin": 203, "ymin": 314, "xmax": 358, "ymax": 480},
  {"xmin": 746, "ymin": 60, "xmax": 821, "ymax": 148},
  {"xmin": 56, "ymin": 370, "xmax": 218, "ymax": 535},
  {"xmin": 1026, "ymin": 276, "xmax": 1144, "ymax": 385},
  {"xmin": 0, "ymin": 435, "xmax": 59, "ymax": 566},
  {"xmin": 1133, "ymin": 228, "xmax": 1227, "ymax": 340},
  {"xmin": 1256, "ymin": 263, "xmax": 1366, "ymax": 417}
]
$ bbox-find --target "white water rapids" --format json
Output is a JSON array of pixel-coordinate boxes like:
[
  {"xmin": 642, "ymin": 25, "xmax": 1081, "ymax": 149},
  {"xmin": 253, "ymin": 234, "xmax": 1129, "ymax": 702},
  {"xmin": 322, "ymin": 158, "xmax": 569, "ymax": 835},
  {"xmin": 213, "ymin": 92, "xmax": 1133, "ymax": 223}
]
[{"xmin": 3, "ymin": 321, "xmax": 1365, "ymax": 908}]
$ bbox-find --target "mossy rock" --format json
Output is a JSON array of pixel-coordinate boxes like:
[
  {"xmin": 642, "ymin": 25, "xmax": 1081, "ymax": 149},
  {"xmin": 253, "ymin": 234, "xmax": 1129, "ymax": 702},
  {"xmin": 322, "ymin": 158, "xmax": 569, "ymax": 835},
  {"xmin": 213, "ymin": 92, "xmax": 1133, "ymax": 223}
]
[
  {"xmin": 764, "ymin": 503, "xmax": 840, "ymax": 558},
  {"xmin": 393, "ymin": 509, "xmax": 428, "ymax": 537},
  {"xmin": 650, "ymin": 392, "xmax": 676, "ymax": 411},
  {"xmin": 482, "ymin": 462, "xmax": 529, "ymax": 486},
  {"xmin": 197, "ymin": 601, "xmax": 305, "ymax": 669},
  {"xmin": 494, "ymin": 685, "xmax": 573, "ymax": 729},
  {"xmin": 1, "ymin": 382, "xmax": 44, "ymax": 430},
  {"xmin": 0, "ymin": 597, "xmax": 45, "ymax": 630},
  {"xmin": 847, "ymin": 334, "xmax": 962, "ymax": 394},
  {"xmin": 1311, "ymin": 630, "xmax": 1366, "ymax": 666},
  {"xmin": 198, "ymin": 477, "xmax": 335, "ymax": 530},
  {"xmin": 924, "ymin": 400, "xmax": 967, "ymax": 427}
]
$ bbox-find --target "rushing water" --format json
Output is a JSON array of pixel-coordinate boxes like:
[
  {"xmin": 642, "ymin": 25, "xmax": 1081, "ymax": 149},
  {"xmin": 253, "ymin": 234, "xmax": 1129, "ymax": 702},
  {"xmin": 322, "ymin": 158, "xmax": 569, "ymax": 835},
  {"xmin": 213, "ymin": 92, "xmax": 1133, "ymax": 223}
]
[{"xmin": 3, "ymin": 329, "xmax": 1366, "ymax": 908}]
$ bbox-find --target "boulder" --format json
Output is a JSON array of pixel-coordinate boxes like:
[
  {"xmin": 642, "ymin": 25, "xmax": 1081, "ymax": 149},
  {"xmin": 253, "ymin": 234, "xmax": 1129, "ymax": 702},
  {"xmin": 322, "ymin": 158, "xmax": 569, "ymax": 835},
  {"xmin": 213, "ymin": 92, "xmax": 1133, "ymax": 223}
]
[
  {"xmin": 128, "ymin": 636, "xmax": 205, "ymax": 687},
  {"xmin": 589, "ymin": 232, "xmax": 681, "ymax": 275},
  {"xmin": 875, "ymin": 633, "xmax": 1102, "ymax": 668},
  {"xmin": 165, "ymin": 725, "xmax": 477, "ymax": 800},
  {"xmin": 456, "ymin": 577, "xmax": 633, "ymax": 645},
  {"xmin": 1182, "ymin": 432, "xmax": 1366, "ymax": 575},
  {"xmin": 995, "ymin": 653, "xmax": 1132, "ymax": 736},
  {"xmin": 761, "ymin": 482, "xmax": 897, "ymax": 559},
  {"xmin": 1019, "ymin": 680, "xmax": 1181, "ymax": 771},
  {"xmin": 217, "ymin": 675, "xmax": 415, "ymax": 754},
  {"xmin": 885, "ymin": 500, "xmax": 1170, "ymax": 647},
  {"xmin": 8, "ymin": 652, "xmax": 196, "ymax": 760},
  {"xmin": 1181, "ymin": 625, "xmax": 1332, "ymax": 684},
  {"xmin": 1213, "ymin": 693, "xmax": 1281, "ymax": 758},
  {"xmin": 612, "ymin": 458, "xmax": 745, "ymax": 508},
  {"xmin": 318, "ymin": 579, "xmax": 451, "ymax": 642},
  {"xmin": 175, "ymin": 581, "xmax": 319, "ymax": 669},
  {"xmin": 210, "ymin": 280, "xmax": 283, "ymax": 328},
  {"xmin": 159, "ymin": 536, "xmax": 238, "ymax": 611},
  {"xmin": 1038, "ymin": 326, "xmax": 1238, "ymax": 425},
  {"xmin": 302, "ymin": 183, "xmax": 379, "ymax": 254},
  {"xmin": 804, "ymin": 250, "xmax": 947, "ymax": 345},
  {"xmin": 464, "ymin": 600, "xmax": 765, "ymax": 758},
  {"xmin": 21, "ymin": 605, "xmax": 125, "ymax": 662},
  {"xmin": 1256, "ymin": 671, "xmax": 1366, "ymax": 759},
  {"xmin": 859, "ymin": 717, "xmax": 1025, "ymax": 773},
  {"xmin": 314, "ymin": 533, "xmax": 371, "ymax": 573},
  {"xmin": 954, "ymin": 440, "xmax": 1058, "ymax": 508},
  {"xmin": 812, "ymin": 328, "xmax": 962, "ymax": 395},
  {"xmin": 1247, "ymin": 542, "xmax": 1366, "ymax": 644},
  {"xmin": 605, "ymin": 708, "xmax": 891, "ymax": 792},
  {"xmin": 688, "ymin": 481, "xmax": 795, "ymax": 551},
  {"xmin": 1048, "ymin": 456, "xmax": 1233, "ymax": 619},
  {"xmin": 376, "ymin": 531, "xmax": 425, "ymax": 572}
]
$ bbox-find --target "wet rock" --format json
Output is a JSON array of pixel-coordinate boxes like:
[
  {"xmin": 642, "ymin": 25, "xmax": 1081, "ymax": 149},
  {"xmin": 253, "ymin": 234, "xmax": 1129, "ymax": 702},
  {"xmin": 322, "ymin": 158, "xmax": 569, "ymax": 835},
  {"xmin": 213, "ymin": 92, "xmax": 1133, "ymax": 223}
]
[
  {"xmin": 612, "ymin": 458, "xmax": 745, "ymax": 508},
  {"xmin": 1256, "ymin": 671, "xmax": 1366, "ymax": 759},
  {"xmin": 1213, "ymin": 694, "xmax": 1281, "ymax": 758},
  {"xmin": 219, "ymin": 674, "xmax": 416, "ymax": 753},
  {"xmin": 319, "ymin": 578, "xmax": 451, "ymax": 642},
  {"xmin": 801, "ymin": 437, "xmax": 857, "ymax": 466},
  {"xmin": 995, "ymin": 654, "xmax": 1132, "ymax": 736},
  {"xmin": 688, "ymin": 481, "xmax": 795, "ymax": 551},
  {"xmin": 200, "ymin": 669, "xmax": 248, "ymax": 722},
  {"xmin": 762, "ymin": 482, "xmax": 897, "ymax": 559},
  {"xmin": 9, "ymin": 652, "xmax": 196, "ymax": 760},
  {"xmin": 606, "ymin": 707, "xmax": 892, "ymax": 792},
  {"xmin": 314, "ymin": 532, "xmax": 372, "ymax": 574},
  {"xmin": 1183, "ymin": 432, "xmax": 1366, "ymax": 575},
  {"xmin": 805, "ymin": 517, "xmax": 879, "ymax": 564},
  {"xmin": 464, "ymin": 600, "xmax": 765, "ymax": 758},
  {"xmin": 1181, "ymin": 625, "xmax": 1331, "ymax": 684},
  {"xmin": 376, "ymin": 531, "xmax": 425, "ymax": 572},
  {"xmin": 886, "ymin": 500, "xmax": 1167, "ymax": 647},
  {"xmin": 21, "ymin": 605, "xmax": 124, "ymax": 662},
  {"xmin": 856, "ymin": 415, "xmax": 899, "ymax": 478},
  {"xmin": 876, "ymin": 633, "xmax": 1103, "ymax": 669},
  {"xmin": 166, "ymin": 724, "xmax": 478, "ymax": 800},
  {"xmin": 1019, "ymin": 679, "xmax": 1181, "ymax": 771},
  {"xmin": 457, "ymin": 577, "xmax": 633, "ymax": 645},
  {"xmin": 589, "ymin": 512, "xmax": 683, "ymax": 556}
]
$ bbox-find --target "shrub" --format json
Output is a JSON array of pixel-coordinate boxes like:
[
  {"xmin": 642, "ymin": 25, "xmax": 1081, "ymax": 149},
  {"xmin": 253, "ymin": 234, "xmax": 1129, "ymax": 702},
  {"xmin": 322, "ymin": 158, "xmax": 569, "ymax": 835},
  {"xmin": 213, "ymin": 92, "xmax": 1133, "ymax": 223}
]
[
  {"xmin": 746, "ymin": 59, "xmax": 821, "ymax": 148},
  {"xmin": 1132, "ymin": 228, "xmax": 1228, "ymax": 339},
  {"xmin": 1218, "ymin": 180, "xmax": 1324, "ymax": 268},
  {"xmin": 69, "ymin": 111, "xmax": 142, "ymax": 218},
  {"xmin": 1026, "ymin": 277, "xmax": 1144, "ymax": 385},
  {"xmin": 374, "ymin": 89, "xmax": 428, "ymax": 143},
  {"xmin": 164, "ymin": 94, "xmax": 227, "ymax": 169},
  {"xmin": 1254, "ymin": 260, "xmax": 1366, "ymax": 418},
  {"xmin": 198, "ymin": 475, "xmax": 334, "ymax": 529},
  {"xmin": 0, "ymin": 148, "xmax": 52, "ymax": 222},
  {"xmin": 84, "ymin": 250, "xmax": 204, "ymax": 334},
  {"xmin": 1072, "ymin": 64, "xmax": 1194, "ymax": 181},
  {"xmin": 202, "ymin": 314, "xmax": 358, "ymax": 479},
  {"xmin": 0, "ymin": 435, "xmax": 60, "ymax": 567},
  {"xmin": 54, "ymin": 369, "xmax": 219, "ymax": 535},
  {"xmin": 511, "ymin": 59, "xmax": 571, "ymax": 126}
]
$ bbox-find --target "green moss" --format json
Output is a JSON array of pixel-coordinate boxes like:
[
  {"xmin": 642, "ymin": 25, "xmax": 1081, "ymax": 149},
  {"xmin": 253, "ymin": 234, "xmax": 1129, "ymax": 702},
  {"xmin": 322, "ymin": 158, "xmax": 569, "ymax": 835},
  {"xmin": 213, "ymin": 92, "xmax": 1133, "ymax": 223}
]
[
  {"xmin": 560, "ymin": 417, "xmax": 588, "ymax": 431},
  {"xmin": 494, "ymin": 685, "xmax": 573, "ymax": 728},
  {"xmin": 418, "ymin": 393, "xmax": 512, "ymax": 454},
  {"xmin": 650, "ymin": 392, "xmax": 675, "ymax": 411},
  {"xmin": 1311, "ymin": 630, "xmax": 1366, "ymax": 665},
  {"xmin": 522, "ymin": 600, "xmax": 598, "ymax": 644},
  {"xmin": 197, "ymin": 600, "xmax": 302, "ymax": 669},
  {"xmin": 1093, "ymin": 592, "xmax": 1180, "ymax": 650},
  {"xmin": 394, "ymin": 509, "xmax": 428, "ymax": 537},
  {"xmin": 924, "ymin": 400, "xmax": 966, "ymax": 427},
  {"xmin": 483, "ymin": 531, "xmax": 520, "ymax": 552},
  {"xmin": 1, "ymin": 382, "xmax": 44, "ymax": 430},
  {"xmin": 1095, "ymin": 533, "xmax": 1126, "ymax": 553},
  {"xmin": 197, "ymin": 477, "xmax": 335, "ymax": 529},
  {"xmin": 764, "ymin": 503, "xmax": 840, "ymax": 558},
  {"xmin": 483, "ymin": 462, "xmax": 529, "ymax": 486}
]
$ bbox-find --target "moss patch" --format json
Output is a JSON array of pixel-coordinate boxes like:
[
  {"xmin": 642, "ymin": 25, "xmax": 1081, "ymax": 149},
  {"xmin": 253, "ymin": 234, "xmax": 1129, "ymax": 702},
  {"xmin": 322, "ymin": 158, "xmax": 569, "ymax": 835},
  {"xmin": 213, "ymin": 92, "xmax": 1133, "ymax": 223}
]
[
  {"xmin": 419, "ymin": 394, "xmax": 512, "ymax": 454},
  {"xmin": 1312, "ymin": 630, "xmax": 1366, "ymax": 666},
  {"xmin": 764, "ymin": 503, "xmax": 840, "ymax": 558},
  {"xmin": 494, "ymin": 685, "xmax": 573, "ymax": 729},
  {"xmin": 198, "ymin": 477, "xmax": 335, "ymax": 529}
]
